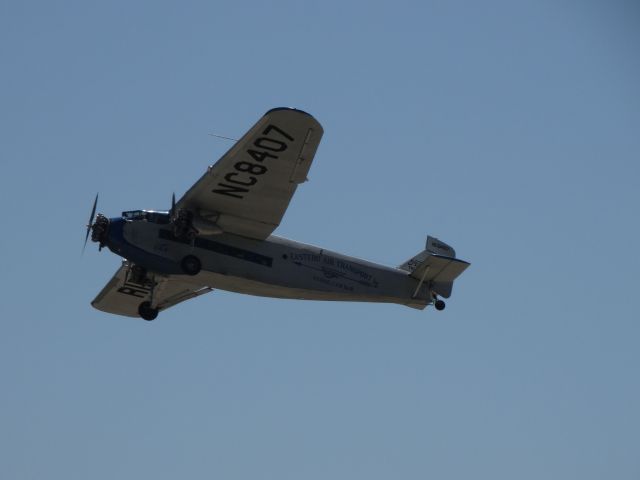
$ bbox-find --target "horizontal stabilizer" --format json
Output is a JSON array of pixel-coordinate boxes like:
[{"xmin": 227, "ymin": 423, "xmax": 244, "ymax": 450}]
[
  {"xmin": 409, "ymin": 254, "xmax": 470, "ymax": 298},
  {"xmin": 400, "ymin": 236, "xmax": 469, "ymax": 299}
]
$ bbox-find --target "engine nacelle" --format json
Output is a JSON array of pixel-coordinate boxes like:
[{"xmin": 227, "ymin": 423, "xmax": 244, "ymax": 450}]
[
  {"xmin": 91, "ymin": 214, "xmax": 109, "ymax": 246},
  {"xmin": 192, "ymin": 215, "xmax": 223, "ymax": 236},
  {"xmin": 172, "ymin": 209, "xmax": 222, "ymax": 239}
]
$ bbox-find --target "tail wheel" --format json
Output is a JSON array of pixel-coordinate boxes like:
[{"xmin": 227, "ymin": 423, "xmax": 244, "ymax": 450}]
[
  {"xmin": 434, "ymin": 299, "xmax": 446, "ymax": 311},
  {"xmin": 181, "ymin": 255, "xmax": 201, "ymax": 276},
  {"xmin": 138, "ymin": 301, "xmax": 159, "ymax": 321}
]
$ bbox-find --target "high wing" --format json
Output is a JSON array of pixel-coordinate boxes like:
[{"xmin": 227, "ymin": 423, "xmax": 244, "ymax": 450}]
[
  {"xmin": 176, "ymin": 107, "xmax": 324, "ymax": 240},
  {"xmin": 92, "ymin": 261, "xmax": 213, "ymax": 318}
]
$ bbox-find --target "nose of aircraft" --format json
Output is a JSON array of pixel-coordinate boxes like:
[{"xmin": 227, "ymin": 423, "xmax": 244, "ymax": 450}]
[
  {"xmin": 89, "ymin": 213, "xmax": 110, "ymax": 247},
  {"xmin": 104, "ymin": 216, "xmax": 124, "ymax": 246},
  {"xmin": 88, "ymin": 215, "xmax": 125, "ymax": 252}
]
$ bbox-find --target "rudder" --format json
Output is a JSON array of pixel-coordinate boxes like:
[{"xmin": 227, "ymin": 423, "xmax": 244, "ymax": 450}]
[{"xmin": 399, "ymin": 236, "xmax": 469, "ymax": 299}]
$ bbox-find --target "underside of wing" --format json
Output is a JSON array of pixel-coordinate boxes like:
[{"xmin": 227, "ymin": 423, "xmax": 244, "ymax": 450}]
[
  {"xmin": 176, "ymin": 108, "xmax": 324, "ymax": 240},
  {"xmin": 91, "ymin": 261, "xmax": 213, "ymax": 318}
]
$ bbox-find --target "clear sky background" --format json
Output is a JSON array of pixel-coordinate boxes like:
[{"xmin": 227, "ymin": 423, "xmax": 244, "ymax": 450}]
[{"xmin": 1, "ymin": 1, "xmax": 639, "ymax": 479}]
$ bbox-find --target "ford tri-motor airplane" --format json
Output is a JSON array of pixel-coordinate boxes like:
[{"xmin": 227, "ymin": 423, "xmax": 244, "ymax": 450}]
[{"xmin": 85, "ymin": 108, "xmax": 470, "ymax": 320}]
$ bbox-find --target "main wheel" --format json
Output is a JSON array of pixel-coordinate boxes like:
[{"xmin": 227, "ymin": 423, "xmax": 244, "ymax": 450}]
[
  {"xmin": 181, "ymin": 255, "xmax": 201, "ymax": 276},
  {"xmin": 434, "ymin": 299, "xmax": 446, "ymax": 311},
  {"xmin": 138, "ymin": 301, "xmax": 159, "ymax": 321}
]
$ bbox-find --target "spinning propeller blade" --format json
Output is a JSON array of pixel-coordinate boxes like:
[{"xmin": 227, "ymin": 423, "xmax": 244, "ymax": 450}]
[{"xmin": 83, "ymin": 193, "xmax": 99, "ymax": 254}]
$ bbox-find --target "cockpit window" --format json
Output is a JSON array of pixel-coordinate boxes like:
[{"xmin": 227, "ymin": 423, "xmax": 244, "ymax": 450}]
[
  {"xmin": 122, "ymin": 210, "xmax": 145, "ymax": 220},
  {"xmin": 121, "ymin": 210, "xmax": 170, "ymax": 224}
]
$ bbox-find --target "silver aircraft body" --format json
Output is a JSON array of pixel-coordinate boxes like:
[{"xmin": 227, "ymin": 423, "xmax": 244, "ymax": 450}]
[{"xmin": 86, "ymin": 108, "xmax": 469, "ymax": 320}]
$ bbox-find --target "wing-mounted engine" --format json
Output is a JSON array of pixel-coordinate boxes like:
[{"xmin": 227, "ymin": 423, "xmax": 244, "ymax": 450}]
[
  {"xmin": 171, "ymin": 208, "xmax": 198, "ymax": 240},
  {"xmin": 170, "ymin": 193, "xmax": 222, "ymax": 240},
  {"xmin": 171, "ymin": 208, "xmax": 223, "ymax": 240},
  {"xmin": 191, "ymin": 210, "xmax": 223, "ymax": 236}
]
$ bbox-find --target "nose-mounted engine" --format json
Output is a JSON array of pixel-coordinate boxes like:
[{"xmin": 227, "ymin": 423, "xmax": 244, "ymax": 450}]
[
  {"xmin": 91, "ymin": 213, "xmax": 110, "ymax": 249},
  {"xmin": 83, "ymin": 194, "xmax": 110, "ymax": 253}
]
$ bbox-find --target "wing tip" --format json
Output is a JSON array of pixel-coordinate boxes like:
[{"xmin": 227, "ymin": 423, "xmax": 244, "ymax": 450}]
[{"xmin": 265, "ymin": 106, "xmax": 315, "ymax": 118}]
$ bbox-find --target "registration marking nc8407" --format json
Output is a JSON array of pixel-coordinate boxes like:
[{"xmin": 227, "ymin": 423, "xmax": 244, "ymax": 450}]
[{"xmin": 212, "ymin": 124, "xmax": 294, "ymax": 199}]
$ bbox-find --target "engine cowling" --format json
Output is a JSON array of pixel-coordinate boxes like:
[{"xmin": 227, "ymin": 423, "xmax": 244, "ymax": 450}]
[
  {"xmin": 91, "ymin": 214, "xmax": 109, "ymax": 248},
  {"xmin": 191, "ymin": 215, "xmax": 223, "ymax": 236},
  {"xmin": 172, "ymin": 209, "xmax": 196, "ymax": 240}
]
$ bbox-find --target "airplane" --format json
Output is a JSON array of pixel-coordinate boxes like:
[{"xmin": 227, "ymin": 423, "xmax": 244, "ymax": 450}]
[{"xmin": 85, "ymin": 107, "xmax": 470, "ymax": 321}]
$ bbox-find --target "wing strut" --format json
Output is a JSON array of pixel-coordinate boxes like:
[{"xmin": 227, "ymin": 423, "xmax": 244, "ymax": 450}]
[{"xmin": 411, "ymin": 266, "xmax": 431, "ymax": 299}]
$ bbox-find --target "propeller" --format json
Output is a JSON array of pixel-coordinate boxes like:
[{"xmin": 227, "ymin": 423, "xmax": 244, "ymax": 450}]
[
  {"xmin": 83, "ymin": 193, "xmax": 99, "ymax": 254},
  {"xmin": 170, "ymin": 192, "xmax": 176, "ymax": 220}
]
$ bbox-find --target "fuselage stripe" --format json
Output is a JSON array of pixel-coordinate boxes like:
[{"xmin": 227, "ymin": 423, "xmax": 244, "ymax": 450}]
[{"xmin": 158, "ymin": 229, "xmax": 273, "ymax": 267}]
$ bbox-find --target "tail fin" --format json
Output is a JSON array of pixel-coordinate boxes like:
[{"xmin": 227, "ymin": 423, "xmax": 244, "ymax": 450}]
[
  {"xmin": 399, "ymin": 236, "xmax": 456, "ymax": 271},
  {"xmin": 399, "ymin": 236, "xmax": 469, "ymax": 298}
]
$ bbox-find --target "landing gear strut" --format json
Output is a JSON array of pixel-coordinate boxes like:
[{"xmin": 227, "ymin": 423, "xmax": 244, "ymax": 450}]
[
  {"xmin": 130, "ymin": 265, "xmax": 148, "ymax": 285},
  {"xmin": 127, "ymin": 263, "xmax": 159, "ymax": 321}
]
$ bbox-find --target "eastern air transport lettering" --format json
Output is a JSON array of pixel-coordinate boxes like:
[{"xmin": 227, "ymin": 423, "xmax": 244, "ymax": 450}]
[{"xmin": 212, "ymin": 124, "xmax": 294, "ymax": 199}]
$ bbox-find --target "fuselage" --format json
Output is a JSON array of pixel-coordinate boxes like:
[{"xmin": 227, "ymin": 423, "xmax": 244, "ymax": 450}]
[{"xmin": 103, "ymin": 211, "xmax": 430, "ymax": 309}]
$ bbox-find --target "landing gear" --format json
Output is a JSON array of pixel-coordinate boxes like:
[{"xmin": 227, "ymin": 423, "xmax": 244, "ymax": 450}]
[
  {"xmin": 181, "ymin": 255, "xmax": 201, "ymax": 276},
  {"xmin": 138, "ymin": 301, "xmax": 159, "ymax": 321},
  {"xmin": 130, "ymin": 265, "xmax": 148, "ymax": 285},
  {"xmin": 430, "ymin": 292, "xmax": 446, "ymax": 311}
]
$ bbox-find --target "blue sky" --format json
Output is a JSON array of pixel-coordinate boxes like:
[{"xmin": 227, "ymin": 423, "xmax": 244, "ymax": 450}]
[{"xmin": 1, "ymin": 1, "xmax": 639, "ymax": 478}]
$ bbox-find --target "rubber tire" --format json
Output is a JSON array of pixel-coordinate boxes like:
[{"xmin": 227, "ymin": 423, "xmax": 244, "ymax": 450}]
[
  {"xmin": 138, "ymin": 301, "xmax": 159, "ymax": 321},
  {"xmin": 434, "ymin": 299, "xmax": 446, "ymax": 311},
  {"xmin": 181, "ymin": 255, "xmax": 201, "ymax": 276}
]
